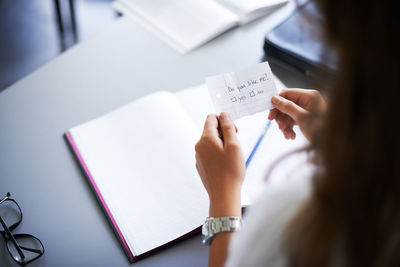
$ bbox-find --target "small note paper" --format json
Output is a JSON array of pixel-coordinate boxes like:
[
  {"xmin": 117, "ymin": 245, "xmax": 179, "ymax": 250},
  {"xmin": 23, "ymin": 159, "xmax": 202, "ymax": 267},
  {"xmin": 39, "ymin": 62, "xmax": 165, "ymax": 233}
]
[{"xmin": 206, "ymin": 62, "xmax": 277, "ymax": 120}]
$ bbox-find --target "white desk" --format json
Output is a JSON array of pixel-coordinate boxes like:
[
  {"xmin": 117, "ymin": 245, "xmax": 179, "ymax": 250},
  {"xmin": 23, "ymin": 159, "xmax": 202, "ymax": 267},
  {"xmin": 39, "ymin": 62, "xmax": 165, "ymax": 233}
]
[{"xmin": 0, "ymin": 5, "xmax": 307, "ymax": 266}]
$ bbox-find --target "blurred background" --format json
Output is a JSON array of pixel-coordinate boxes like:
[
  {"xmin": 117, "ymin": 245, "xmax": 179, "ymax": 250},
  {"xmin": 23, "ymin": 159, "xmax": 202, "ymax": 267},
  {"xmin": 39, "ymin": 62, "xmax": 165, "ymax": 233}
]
[{"xmin": 0, "ymin": 0, "xmax": 118, "ymax": 92}]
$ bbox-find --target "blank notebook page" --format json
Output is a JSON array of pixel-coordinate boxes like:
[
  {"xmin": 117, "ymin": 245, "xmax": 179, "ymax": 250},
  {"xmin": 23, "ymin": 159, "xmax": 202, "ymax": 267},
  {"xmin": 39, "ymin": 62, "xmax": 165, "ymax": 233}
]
[{"xmin": 69, "ymin": 92, "xmax": 208, "ymax": 255}]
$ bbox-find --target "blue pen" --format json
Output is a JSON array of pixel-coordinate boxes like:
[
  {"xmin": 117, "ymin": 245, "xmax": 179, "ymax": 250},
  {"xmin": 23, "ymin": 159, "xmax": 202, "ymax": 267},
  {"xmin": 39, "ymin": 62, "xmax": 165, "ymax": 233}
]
[{"xmin": 245, "ymin": 120, "xmax": 272, "ymax": 168}]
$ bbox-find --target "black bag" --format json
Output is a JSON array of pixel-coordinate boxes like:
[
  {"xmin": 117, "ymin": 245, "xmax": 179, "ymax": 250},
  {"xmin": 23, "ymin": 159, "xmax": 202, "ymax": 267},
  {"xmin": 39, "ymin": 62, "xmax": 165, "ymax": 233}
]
[{"xmin": 264, "ymin": 2, "xmax": 337, "ymax": 77}]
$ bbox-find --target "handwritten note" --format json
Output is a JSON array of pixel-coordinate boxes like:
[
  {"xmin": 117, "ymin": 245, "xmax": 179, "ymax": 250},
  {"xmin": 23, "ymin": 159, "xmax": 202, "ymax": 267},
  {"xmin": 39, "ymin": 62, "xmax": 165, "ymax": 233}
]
[{"xmin": 206, "ymin": 62, "xmax": 277, "ymax": 120}]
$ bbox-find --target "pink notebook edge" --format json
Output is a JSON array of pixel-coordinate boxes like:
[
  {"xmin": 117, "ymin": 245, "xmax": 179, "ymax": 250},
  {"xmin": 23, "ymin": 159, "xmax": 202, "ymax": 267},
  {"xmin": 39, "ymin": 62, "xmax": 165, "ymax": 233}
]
[
  {"xmin": 65, "ymin": 131, "xmax": 136, "ymax": 262},
  {"xmin": 65, "ymin": 131, "xmax": 203, "ymax": 262}
]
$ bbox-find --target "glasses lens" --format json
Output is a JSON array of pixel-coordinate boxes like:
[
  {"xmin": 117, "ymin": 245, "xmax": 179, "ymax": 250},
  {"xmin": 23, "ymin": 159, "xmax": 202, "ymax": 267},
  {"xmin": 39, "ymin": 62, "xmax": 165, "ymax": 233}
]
[
  {"xmin": 7, "ymin": 234, "xmax": 44, "ymax": 264},
  {"xmin": 0, "ymin": 199, "xmax": 22, "ymax": 232}
]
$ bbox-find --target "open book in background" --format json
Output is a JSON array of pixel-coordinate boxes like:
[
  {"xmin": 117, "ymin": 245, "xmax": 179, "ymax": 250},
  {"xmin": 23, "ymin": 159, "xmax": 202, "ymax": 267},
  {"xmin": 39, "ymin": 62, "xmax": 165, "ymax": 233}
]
[
  {"xmin": 65, "ymin": 78, "xmax": 308, "ymax": 261},
  {"xmin": 113, "ymin": 0, "xmax": 288, "ymax": 54}
]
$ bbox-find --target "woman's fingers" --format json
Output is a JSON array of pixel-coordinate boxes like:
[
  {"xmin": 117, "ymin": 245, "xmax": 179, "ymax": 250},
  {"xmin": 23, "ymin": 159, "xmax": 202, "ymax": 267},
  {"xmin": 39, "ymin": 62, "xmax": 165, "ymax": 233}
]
[
  {"xmin": 274, "ymin": 109, "xmax": 297, "ymax": 139},
  {"xmin": 271, "ymin": 95, "xmax": 308, "ymax": 123},
  {"xmin": 279, "ymin": 89, "xmax": 327, "ymax": 114},
  {"xmin": 203, "ymin": 114, "xmax": 219, "ymax": 136},
  {"xmin": 275, "ymin": 111, "xmax": 286, "ymax": 130},
  {"xmin": 268, "ymin": 108, "xmax": 279, "ymax": 120},
  {"xmin": 219, "ymin": 112, "xmax": 239, "ymax": 147},
  {"xmin": 279, "ymin": 88, "xmax": 315, "ymax": 101},
  {"xmin": 285, "ymin": 121, "xmax": 296, "ymax": 139}
]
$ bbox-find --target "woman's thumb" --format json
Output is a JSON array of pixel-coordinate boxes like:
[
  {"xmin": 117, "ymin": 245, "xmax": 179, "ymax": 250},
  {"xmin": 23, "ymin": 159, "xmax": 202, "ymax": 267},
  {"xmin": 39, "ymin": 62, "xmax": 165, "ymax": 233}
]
[{"xmin": 271, "ymin": 96, "xmax": 306, "ymax": 122}]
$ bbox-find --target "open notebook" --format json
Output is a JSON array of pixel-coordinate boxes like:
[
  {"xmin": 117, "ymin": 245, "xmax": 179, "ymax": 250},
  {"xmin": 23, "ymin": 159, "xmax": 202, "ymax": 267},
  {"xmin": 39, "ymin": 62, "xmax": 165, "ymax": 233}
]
[
  {"xmin": 113, "ymin": 0, "xmax": 288, "ymax": 54},
  {"xmin": 65, "ymin": 81, "xmax": 308, "ymax": 261}
]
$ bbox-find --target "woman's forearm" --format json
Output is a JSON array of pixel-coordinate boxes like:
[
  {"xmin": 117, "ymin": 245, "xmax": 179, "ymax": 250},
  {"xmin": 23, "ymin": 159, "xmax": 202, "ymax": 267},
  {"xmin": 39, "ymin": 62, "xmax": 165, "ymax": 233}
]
[
  {"xmin": 208, "ymin": 232, "xmax": 234, "ymax": 267},
  {"xmin": 208, "ymin": 192, "xmax": 242, "ymax": 267}
]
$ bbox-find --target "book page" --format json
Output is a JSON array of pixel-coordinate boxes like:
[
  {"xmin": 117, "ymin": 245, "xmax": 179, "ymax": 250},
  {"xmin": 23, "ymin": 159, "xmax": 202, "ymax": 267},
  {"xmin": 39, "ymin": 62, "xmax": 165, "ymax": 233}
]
[
  {"xmin": 206, "ymin": 62, "xmax": 277, "ymax": 120},
  {"xmin": 218, "ymin": 0, "xmax": 288, "ymax": 24},
  {"xmin": 219, "ymin": 0, "xmax": 288, "ymax": 14},
  {"xmin": 117, "ymin": 0, "xmax": 239, "ymax": 53},
  {"xmin": 70, "ymin": 92, "xmax": 208, "ymax": 255}
]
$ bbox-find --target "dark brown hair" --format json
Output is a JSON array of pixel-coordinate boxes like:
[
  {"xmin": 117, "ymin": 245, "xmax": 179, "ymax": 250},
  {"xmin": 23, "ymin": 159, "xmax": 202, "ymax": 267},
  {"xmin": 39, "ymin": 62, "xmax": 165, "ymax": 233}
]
[{"xmin": 285, "ymin": 0, "xmax": 400, "ymax": 266}]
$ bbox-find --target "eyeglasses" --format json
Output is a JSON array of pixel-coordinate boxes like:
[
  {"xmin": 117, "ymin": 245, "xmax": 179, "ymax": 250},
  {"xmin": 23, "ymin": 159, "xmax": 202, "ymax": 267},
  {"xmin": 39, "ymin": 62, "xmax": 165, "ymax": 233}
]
[{"xmin": 0, "ymin": 192, "xmax": 44, "ymax": 266}]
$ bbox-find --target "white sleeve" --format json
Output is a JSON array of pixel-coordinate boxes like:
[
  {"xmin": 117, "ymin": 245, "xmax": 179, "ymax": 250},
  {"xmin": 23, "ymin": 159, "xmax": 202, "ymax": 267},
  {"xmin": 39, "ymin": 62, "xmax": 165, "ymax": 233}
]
[{"xmin": 226, "ymin": 174, "xmax": 311, "ymax": 267}]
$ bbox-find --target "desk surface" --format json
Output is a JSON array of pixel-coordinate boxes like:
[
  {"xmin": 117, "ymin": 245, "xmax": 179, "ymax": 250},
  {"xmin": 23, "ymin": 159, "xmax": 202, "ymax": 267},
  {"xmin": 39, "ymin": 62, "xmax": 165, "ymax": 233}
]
[{"xmin": 0, "ymin": 4, "xmax": 306, "ymax": 266}]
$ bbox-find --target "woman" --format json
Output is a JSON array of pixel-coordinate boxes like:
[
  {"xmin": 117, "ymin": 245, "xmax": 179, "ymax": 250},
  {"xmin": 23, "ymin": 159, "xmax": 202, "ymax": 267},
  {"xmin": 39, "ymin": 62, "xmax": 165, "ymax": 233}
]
[{"xmin": 195, "ymin": 0, "xmax": 400, "ymax": 266}]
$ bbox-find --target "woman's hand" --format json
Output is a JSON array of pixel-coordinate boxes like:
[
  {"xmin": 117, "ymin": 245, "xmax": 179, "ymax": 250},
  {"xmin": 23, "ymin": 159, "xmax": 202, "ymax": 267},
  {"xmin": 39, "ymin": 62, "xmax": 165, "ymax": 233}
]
[
  {"xmin": 195, "ymin": 112, "xmax": 245, "ymax": 217},
  {"xmin": 268, "ymin": 88, "xmax": 327, "ymax": 142}
]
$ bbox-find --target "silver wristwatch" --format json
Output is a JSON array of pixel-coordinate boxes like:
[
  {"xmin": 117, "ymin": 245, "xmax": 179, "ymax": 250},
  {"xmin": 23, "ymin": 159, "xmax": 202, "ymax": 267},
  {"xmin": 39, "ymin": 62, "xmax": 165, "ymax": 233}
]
[{"xmin": 202, "ymin": 216, "xmax": 242, "ymax": 245}]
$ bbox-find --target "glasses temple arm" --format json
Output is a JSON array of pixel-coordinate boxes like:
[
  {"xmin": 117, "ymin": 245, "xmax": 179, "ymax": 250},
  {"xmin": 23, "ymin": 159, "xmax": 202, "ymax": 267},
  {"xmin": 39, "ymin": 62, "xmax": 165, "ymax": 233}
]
[
  {"xmin": 19, "ymin": 245, "xmax": 43, "ymax": 254},
  {"xmin": 0, "ymin": 216, "xmax": 25, "ymax": 260}
]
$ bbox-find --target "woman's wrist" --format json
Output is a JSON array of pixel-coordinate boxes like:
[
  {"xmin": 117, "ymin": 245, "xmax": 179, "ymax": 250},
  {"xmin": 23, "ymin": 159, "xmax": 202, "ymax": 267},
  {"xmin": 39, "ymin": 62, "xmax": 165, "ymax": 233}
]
[{"xmin": 209, "ymin": 190, "xmax": 242, "ymax": 217}]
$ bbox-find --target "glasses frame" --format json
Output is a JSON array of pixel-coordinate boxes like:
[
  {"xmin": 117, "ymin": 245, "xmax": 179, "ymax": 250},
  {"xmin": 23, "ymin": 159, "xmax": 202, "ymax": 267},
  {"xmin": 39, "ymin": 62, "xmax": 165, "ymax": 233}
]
[{"xmin": 0, "ymin": 192, "xmax": 45, "ymax": 266}]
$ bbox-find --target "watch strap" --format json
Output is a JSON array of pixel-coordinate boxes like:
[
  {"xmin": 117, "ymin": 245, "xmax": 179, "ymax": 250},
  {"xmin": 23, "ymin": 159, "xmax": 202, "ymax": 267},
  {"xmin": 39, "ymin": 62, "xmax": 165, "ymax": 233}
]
[{"xmin": 202, "ymin": 216, "xmax": 242, "ymax": 245}]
